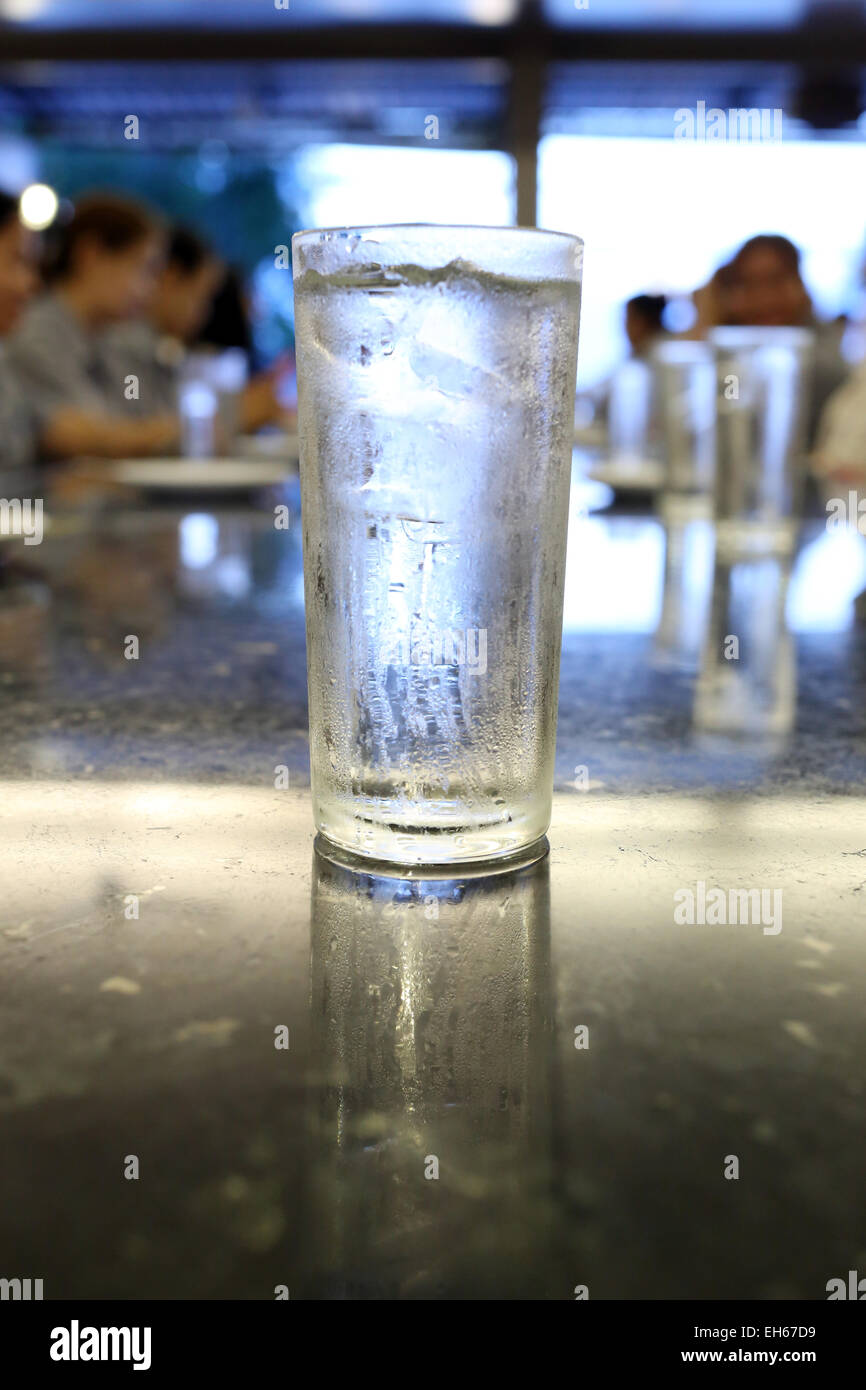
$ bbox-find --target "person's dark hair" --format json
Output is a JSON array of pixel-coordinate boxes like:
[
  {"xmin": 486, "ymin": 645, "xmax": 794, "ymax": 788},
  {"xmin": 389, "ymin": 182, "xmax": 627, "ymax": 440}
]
[
  {"xmin": 626, "ymin": 293, "xmax": 667, "ymax": 332},
  {"xmin": 167, "ymin": 224, "xmax": 214, "ymax": 276},
  {"xmin": 731, "ymin": 234, "xmax": 801, "ymax": 277},
  {"xmin": 195, "ymin": 265, "xmax": 253, "ymax": 357},
  {"xmin": 0, "ymin": 190, "xmax": 20, "ymax": 231},
  {"xmin": 45, "ymin": 191, "xmax": 161, "ymax": 282}
]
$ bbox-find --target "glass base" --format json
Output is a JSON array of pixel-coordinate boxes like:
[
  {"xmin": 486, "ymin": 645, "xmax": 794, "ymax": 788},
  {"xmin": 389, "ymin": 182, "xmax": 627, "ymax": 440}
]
[
  {"xmin": 313, "ymin": 831, "xmax": 550, "ymax": 881},
  {"xmin": 314, "ymin": 792, "xmax": 551, "ymax": 870}
]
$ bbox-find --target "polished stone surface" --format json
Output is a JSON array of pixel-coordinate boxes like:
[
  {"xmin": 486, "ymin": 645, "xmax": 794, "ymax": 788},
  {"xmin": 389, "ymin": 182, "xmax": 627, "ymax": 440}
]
[{"xmin": 1, "ymin": 480, "xmax": 865, "ymax": 1299}]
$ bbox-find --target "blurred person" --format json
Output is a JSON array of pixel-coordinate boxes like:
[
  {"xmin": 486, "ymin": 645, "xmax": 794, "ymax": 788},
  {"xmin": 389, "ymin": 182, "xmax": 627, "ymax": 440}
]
[
  {"xmin": 0, "ymin": 190, "xmax": 39, "ymax": 478},
  {"xmin": 812, "ymin": 237, "xmax": 866, "ymax": 492},
  {"xmin": 100, "ymin": 225, "xmax": 224, "ymax": 416},
  {"xmin": 196, "ymin": 265, "xmax": 254, "ymax": 358},
  {"xmin": 194, "ymin": 262, "xmax": 292, "ymax": 429},
  {"xmin": 625, "ymin": 294, "xmax": 668, "ymax": 359},
  {"xmin": 813, "ymin": 360, "xmax": 866, "ymax": 487},
  {"xmin": 583, "ymin": 292, "xmax": 670, "ymax": 434},
  {"xmin": 725, "ymin": 234, "xmax": 811, "ymax": 328},
  {"xmin": 102, "ymin": 226, "xmax": 287, "ymax": 433},
  {"xmin": 686, "ymin": 261, "xmax": 734, "ymax": 339},
  {"xmin": 7, "ymin": 192, "xmax": 181, "ymax": 459},
  {"xmin": 696, "ymin": 235, "xmax": 847, "ymax": 446},
  {"xmin": 814, "ymin": 366, "xmax": 866, "ymax": 619}
]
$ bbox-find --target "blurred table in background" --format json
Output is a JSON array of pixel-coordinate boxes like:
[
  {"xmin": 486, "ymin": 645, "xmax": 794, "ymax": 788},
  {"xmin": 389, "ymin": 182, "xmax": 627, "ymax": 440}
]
[{"xmin": 1, "ymin": 472, "xmax": 865, "ymax": 1299}]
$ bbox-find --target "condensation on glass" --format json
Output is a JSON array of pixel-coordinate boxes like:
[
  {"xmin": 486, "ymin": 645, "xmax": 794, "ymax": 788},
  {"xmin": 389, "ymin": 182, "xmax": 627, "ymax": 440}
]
[{"xmin": 293, "ymin": 224, "xmax": 583, "ymax": 867}]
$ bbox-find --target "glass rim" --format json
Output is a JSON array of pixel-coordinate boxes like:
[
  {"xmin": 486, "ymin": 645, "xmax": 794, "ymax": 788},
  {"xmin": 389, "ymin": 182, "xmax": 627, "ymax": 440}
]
[{"xmin": 291, "ymin": 222, "xmax": 583, "ymax": 250}]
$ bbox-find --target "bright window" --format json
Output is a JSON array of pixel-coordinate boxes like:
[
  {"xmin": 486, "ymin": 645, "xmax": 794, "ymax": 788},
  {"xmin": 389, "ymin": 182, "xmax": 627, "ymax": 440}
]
[
  {"xmin": 539, "ymin": 132, "xmax": 866, "ymax": 388},
  {"xmin": 295, "ymin": 143, "xmax": 515, "ymax": 230}
]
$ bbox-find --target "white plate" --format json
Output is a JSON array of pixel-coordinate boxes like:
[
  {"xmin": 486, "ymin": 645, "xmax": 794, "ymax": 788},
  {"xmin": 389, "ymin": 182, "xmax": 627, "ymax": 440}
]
[
  {"xmin": 588, "ymin": 459, "xmax": 666, "ymax": 492},
  {"xmin": 110, "ymin": 459, "xmax": 296, "ymax": 491},
  {"xmin": 236, "ymin": 432, "xmax": 299, "ymax": 459}
]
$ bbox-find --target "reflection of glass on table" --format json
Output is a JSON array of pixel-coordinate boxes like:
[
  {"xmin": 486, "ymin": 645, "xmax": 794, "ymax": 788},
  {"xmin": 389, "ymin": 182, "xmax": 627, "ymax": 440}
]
[
  {"xmin": 652, "ymin": 493, "xmax": 714, "ymax": 672},
  {"xmin": 305, "ymin": 848, "xmax": 557, "ymax": 1298},
  {"xmin": 694, "ymin": 553, "xmax": 795, "ymax": 737}
]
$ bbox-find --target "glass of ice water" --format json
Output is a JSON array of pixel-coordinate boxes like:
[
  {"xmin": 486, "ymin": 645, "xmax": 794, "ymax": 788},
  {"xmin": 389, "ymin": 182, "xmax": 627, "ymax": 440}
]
[{"xmin": 293, "ymin": 224, "xmax": 583, "ymax": 869}]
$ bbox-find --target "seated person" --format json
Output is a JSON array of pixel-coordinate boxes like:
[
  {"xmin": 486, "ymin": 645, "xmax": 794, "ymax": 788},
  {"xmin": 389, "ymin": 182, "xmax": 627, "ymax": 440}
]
[
  {"xmin": 625, "ymin": 293, "xmax": 668, "ymax": 360},
  {"xmin": 7, "ymin": 191, "xmax": 180, "ymax": 459},
  {"xmin": 0, "ymin": 189, "xmax": 39, "ymax": 482},
  {"xmin": 698, "ymin": 235, "xmax": 848, "ymax": 448},
  {"xmin": 586, "ymin": 293, "xmax": 668, "ymax": 435},
  {"xmin": 101, "ymin": 224, "xmax": 287, "ymax": 434},
  {"xmin": 813, "ymin": 359, "xmax": 866, "ymax": 487},
  {"xmin": 814, "ymin": 362, "xmax": 866, "ymax": 619},
  {"xmin": 99, "ymin": 225, "xmax": 224, "ymax": 416}
]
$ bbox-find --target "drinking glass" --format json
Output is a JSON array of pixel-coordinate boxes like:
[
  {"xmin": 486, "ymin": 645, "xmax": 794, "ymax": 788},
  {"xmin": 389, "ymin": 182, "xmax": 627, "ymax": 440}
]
[
  {"xmin": 652, "ymin": 338, "xmax": 715, "ymax": 500},
  {"xmin": 293, "ymin": 224, "xmax": 583, "ymax": 867},
  {"xmin": 709, "ymin": 326, "xmax": 813, "ymax": 558},
  {"xmin": 210, "ymin": 348, "xmax": 248, "ymax": 453},
  {"xmin": 651, "ymin": 340, "xmax": 715, "ymax": 669},
  {"xmin": 178, "ymin": 375, "xmax": 218, "ymax": 459},
  {"xmin": 607, "ymin": 356, "xmax": 656, "ymax": 474}
]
